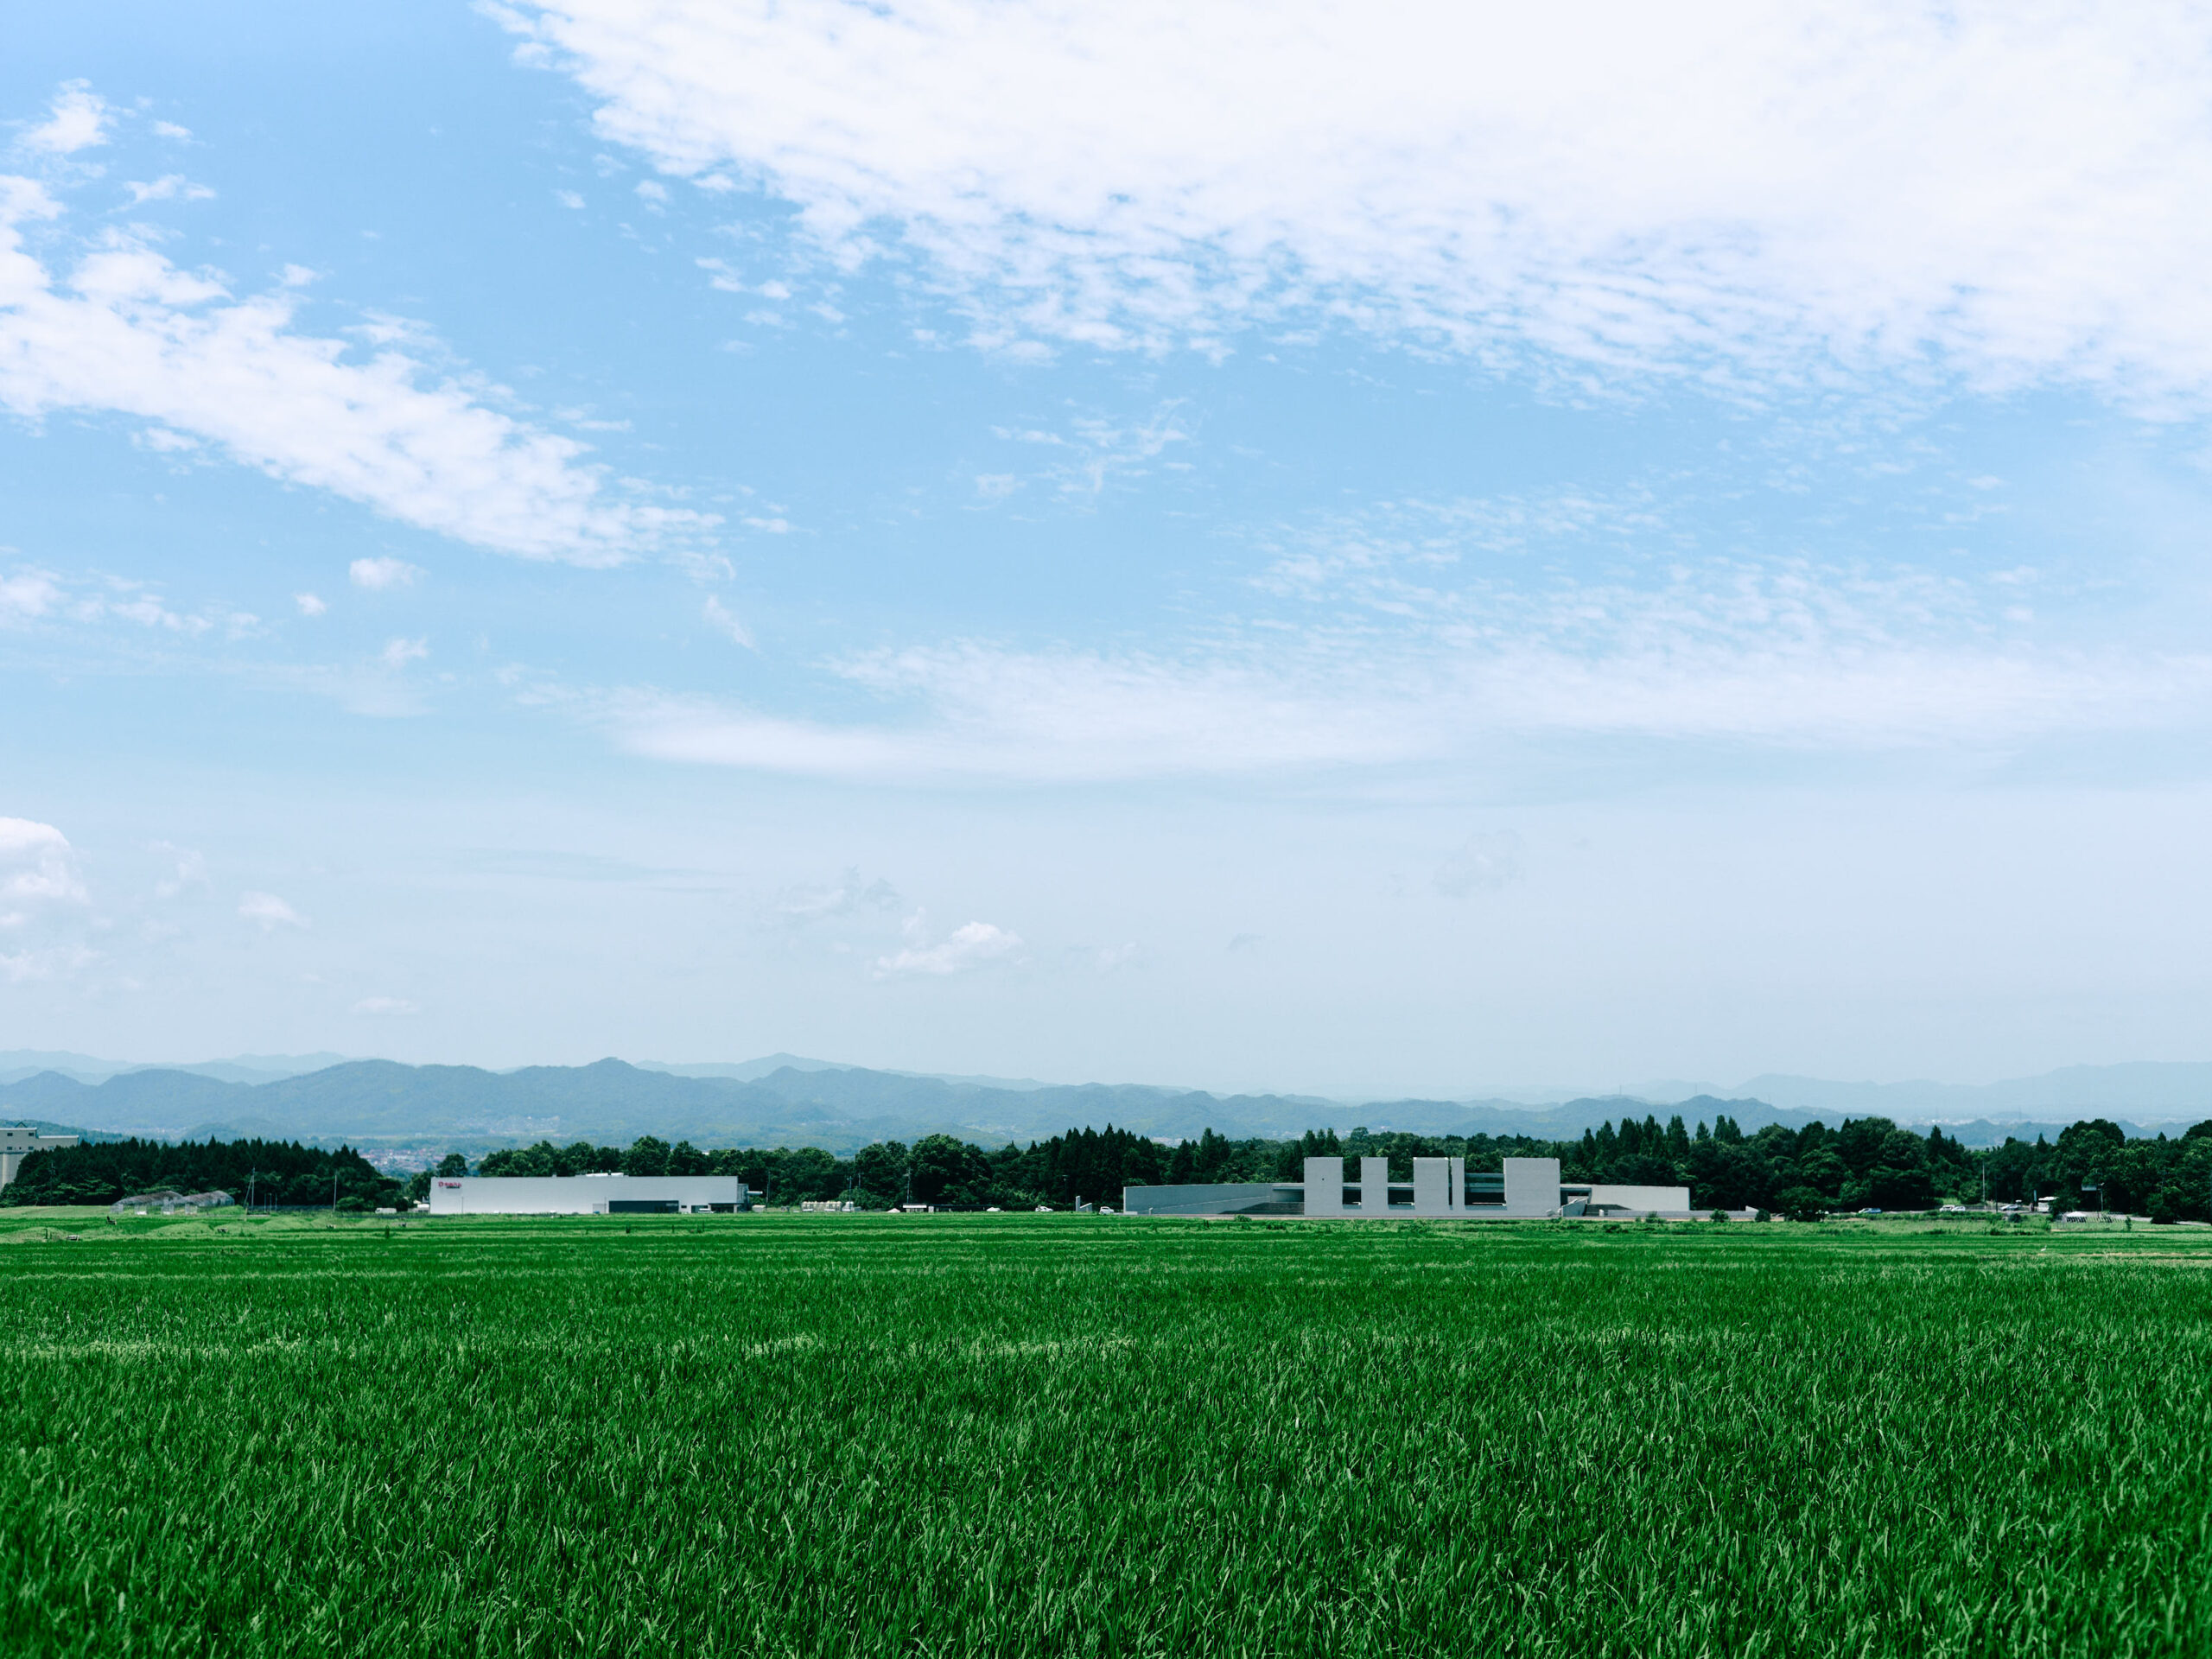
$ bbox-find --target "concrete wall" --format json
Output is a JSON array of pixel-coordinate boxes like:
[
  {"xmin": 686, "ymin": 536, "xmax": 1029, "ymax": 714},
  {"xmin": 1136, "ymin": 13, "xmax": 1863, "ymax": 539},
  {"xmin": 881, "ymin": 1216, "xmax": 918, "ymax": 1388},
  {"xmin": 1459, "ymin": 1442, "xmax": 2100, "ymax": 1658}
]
[
  {"xmin": 1412, "ymin": 1157, "xmax": 1452, "ymax": 1212},
  {"xmin": 1587, "ymin": 1184, "xmax": 1694, "ymax": 1213},
  {"xmin": 1300, "ymin": 1156, "xmax": 1393, "ymax": 1213},
  {"xmin": 427, "ymin": 1175, "xmax": 747, "ymax": 1214},
  {"xmin": 1304, "ymin": 1157, "xmax": 1344, "ymax": 1216},
  {"xmin": 1501, "ymin": 1158, "xmax": 1564, "ymax": 1217}
]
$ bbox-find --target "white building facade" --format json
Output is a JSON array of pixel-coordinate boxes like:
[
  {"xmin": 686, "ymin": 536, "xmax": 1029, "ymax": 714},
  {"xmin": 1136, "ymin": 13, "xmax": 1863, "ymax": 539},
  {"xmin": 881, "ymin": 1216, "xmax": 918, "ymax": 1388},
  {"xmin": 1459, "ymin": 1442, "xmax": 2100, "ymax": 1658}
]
[
  {"xmin": 426, "ymin": 1174, "xmax": 751, "ymax": 1215},
  {"xmin": 1121, "ymin": 1156, "xmax": 1693, "ymax": 1219}
]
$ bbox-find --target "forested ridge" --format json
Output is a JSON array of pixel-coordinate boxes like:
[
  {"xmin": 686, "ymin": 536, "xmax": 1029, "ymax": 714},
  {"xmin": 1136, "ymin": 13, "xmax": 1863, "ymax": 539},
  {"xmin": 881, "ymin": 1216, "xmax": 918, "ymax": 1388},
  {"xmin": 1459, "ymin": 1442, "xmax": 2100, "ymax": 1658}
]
[
  {"xmin": 14, "ymin": 1112, "xmax": 2212, "ymax": 1218},
  {"xmin": 2, "ymin": 1137, "xmax": 401, "ymax": 1210}
]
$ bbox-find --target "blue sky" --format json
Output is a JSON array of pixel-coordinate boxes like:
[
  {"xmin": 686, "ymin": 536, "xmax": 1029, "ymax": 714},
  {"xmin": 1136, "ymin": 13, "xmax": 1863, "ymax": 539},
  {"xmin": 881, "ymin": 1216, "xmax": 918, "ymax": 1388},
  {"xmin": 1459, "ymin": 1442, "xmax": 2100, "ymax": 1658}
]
[{"xmin": 6, "ymin": 0, "xmax": 2212, "ymax": 1096}]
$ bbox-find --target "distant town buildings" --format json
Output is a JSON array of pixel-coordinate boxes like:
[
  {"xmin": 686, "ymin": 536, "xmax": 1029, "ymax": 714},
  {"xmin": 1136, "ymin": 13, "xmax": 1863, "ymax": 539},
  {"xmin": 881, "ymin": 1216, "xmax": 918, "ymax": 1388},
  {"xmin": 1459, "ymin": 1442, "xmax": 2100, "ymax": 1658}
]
[{"xmin": 1120, "ymin": 1156, "xmax": 1694, "ymax": 1219}]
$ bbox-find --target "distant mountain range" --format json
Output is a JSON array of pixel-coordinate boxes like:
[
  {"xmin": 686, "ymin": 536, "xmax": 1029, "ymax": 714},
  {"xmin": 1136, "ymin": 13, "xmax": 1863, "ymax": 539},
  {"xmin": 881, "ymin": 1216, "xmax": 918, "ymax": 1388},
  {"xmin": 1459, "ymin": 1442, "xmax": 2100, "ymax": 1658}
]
[
  {"xmin": 3, "ymin": 1051, "xmax": 2209, "ymax": 1153},
  {"xmin": 0, "ymin": 1050, "xmax": 353, "ymax": 1088}
]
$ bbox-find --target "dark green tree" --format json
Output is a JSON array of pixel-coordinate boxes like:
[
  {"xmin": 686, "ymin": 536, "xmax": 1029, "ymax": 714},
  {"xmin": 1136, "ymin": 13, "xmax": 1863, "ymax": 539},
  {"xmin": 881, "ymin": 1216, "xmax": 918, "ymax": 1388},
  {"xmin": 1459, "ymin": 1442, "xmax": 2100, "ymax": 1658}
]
[
  {"xmin": 853, "ymin": 1141, "xmax": 909, "ymax": 1205},
  {"xmin": 666, "ymin": 1140, "xmax": 710, "ymax": 1176},
  {"xmin": 621, "ymin": 1136, "xmax": 671, "ymax": 1177}
]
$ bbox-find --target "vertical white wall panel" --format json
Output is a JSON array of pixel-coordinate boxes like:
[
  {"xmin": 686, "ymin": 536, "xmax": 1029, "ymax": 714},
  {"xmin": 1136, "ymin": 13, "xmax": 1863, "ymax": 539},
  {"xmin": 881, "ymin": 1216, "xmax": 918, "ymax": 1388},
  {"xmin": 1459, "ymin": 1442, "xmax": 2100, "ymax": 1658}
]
[{"xmin": 1304, "ymin": 1156, "xmax": 1344, "ymax": 1216}]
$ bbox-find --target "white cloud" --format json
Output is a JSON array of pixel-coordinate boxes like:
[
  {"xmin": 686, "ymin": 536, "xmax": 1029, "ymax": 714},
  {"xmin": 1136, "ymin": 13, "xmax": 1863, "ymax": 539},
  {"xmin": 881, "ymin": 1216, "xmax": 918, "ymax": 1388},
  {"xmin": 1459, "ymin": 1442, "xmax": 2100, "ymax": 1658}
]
[
  {"xmin": 14, "ymin": 570, "xmax": 256, "ymax": 639},
  {"xmin": 0, "ymin": 165, "xmax": 716, "ymax": 563},
  {"xmin": 352, "ymin": 995, "xmax": 419, "ymax": 1015},
  {"xmin": 702, "ymin": 594, "xmax": 753, "ymax": 646},
  {"xmin": 556, "ymin": 188, "xmax": 585, "ymax": 209},
  {"xmin": 21, "ymin": 84, "xmax": 109, "ymax": 156},
  {"xmin": 295, "ymin": 592, "xmax": 327, "ymax": 616},
  {"xmin": 0, "ymin": 569, "xmax": 60, "ymax": 623},
  {"xmin": 150, "ymin": 122, "xmax": 192, "ymax": 142},
  {"xmin": 238, "ymin": 890, "xmax": 308, "ymax": 930},
  {"xmin": 108, "ymin": 589, "xmax": 213, "ymax": 633},
  {"xmin": 874, "ymin": 915, "xmax": 1025, "ymax": 977},
  {"xmin": 0, "ymin": 809, "xmax": 98, "ymax": 974},
  {"xmin": 124, "ymin": 175, "xmax": 216, "ymax": 207},
  {"xmin": 380, "ymin": 636, "xmax": 429, "ymax": 669},
  {"xmin": 0, "ymin": 817, "xmax": 88, "ymax": 925},
  {"xmin": 501, "ymin": 0, "xmax": 2212, "ymax": 401},
  {"xmin": 350, "ymin": 556, "xmax": 418, "ymax": 590}
]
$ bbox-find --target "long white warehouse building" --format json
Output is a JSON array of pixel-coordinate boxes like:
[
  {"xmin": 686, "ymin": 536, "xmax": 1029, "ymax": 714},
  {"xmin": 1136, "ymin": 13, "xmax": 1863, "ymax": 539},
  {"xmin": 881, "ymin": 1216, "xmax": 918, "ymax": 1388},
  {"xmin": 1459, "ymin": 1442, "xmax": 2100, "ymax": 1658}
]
[
  {"xmin": 1121, "ymin": 1156, "xmax": 1691, "ymax": 1219},
  {"xmin": 428, "ymin": 1174, "xmax": 752, "ymax": 1215}
]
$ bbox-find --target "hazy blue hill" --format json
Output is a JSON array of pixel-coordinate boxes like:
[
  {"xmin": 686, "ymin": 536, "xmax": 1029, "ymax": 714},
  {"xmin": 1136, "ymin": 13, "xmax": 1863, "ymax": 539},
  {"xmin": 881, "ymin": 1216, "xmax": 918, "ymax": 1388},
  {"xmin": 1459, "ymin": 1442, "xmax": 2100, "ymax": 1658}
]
[
  {"xmin": 0, "ymin": 1051, "xmax": 352, "ymax": 1087},
  {"xmin": 635, "ymin": 1054, "xmax": 846, "ymax": 1082},
  {"xmin": 0, "ymin": 1052, "xmax": 124, "ymax": 1086},
  {"xmin": 5, "ymin": 1053, "xmax": 2207, "ymax": 1152},
  {"xmin": 0, "ymin": 1072, "xmax": 106, "ymax": 1115},
  {"xmin": 0, "ymin": 1069, "xmax": 249, "ymax": 1128},
  {"xmin": 239, "ymin": 1058, "xmax": 744, "ymax": 1138},
  {"xmin": 1732, "ymin": 1065, "xmax": 2212, "ymax": 1122}
]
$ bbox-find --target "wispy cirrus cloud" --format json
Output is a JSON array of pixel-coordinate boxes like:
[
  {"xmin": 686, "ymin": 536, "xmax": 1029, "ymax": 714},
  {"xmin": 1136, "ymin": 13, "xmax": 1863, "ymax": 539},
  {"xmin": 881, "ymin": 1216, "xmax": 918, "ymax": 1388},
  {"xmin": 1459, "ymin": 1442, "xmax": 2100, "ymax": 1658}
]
[
  {"xmin": 498, "ymin": 0, "xmax": 2212, "ymax": 404},
  {"xmin": 0, "ymin": 129, "xmax": 717, "ymax": 564},
  {"xmin": 702, "ymin": 594, "xmax": 753, "ymax": 646},
  {"xmin": 596, "ymin": 536, "xmax": 2212, "ymax": 785},
  {"xmin": 0, "ymin": 566, "xmax": 256, "ymax": 639},
  {"xmin": 766, "ymin": 866, "xmax": 899, "ymax": 927}
]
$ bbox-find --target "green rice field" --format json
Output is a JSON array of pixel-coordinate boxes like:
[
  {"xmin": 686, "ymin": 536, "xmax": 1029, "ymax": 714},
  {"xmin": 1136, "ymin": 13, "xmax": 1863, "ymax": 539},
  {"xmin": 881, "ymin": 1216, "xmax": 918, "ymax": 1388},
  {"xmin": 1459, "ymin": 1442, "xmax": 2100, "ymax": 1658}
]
[{"xmin": 3, "ymin": 1209, "xmax": 2209, "ymax": 1656}]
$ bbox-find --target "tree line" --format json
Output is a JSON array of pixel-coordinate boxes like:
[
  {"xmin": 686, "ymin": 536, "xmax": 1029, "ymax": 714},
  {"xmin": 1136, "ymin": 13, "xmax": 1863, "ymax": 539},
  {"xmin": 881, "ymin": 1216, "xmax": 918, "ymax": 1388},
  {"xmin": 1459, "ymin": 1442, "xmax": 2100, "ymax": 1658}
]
[
  {"xmin": 1, "ymin": 1136, "xmax": 401, "ymax": 1210},
  {"xmin": 16, "ymin": 1113, "xmax": 2212, "ymax": 1219},
  {"xmin": 421, "ymin": 1113, "xmax": 2212, "ymax": 1220},
  {"xmin": 452, "ymin": 1113, "xmax": 2212, "ymax": 1219},
  {"xmin": 1554, "ymin": 1111, "xmax": 2212, "ymax": 1220}
]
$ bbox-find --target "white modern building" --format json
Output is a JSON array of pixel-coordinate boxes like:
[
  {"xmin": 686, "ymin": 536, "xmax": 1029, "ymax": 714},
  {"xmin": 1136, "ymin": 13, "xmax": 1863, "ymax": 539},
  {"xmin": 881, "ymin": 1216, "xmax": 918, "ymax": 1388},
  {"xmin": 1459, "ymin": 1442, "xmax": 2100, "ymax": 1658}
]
[
  {"xmin": 0, "ymin": 1125, "xmax": 79, "ymax": 1192},
  {"xmin": 1121, "ymin": 1156, "xmax": 1693, "ymax": 1219},
  {"xmin": 426, "ymin": 1174, "xmax": 752, "ymax": 1215}
]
